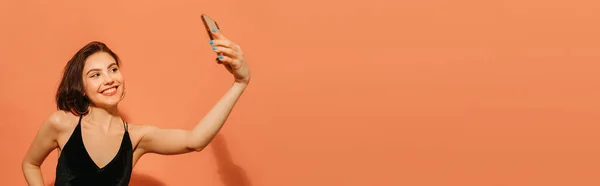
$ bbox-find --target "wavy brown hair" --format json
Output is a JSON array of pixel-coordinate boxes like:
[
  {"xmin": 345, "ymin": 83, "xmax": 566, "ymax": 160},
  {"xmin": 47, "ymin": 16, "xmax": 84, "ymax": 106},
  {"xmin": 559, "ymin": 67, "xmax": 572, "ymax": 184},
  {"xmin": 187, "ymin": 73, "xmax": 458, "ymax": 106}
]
[{"xmin": 55, "ymin": 41, "xmax": 121, "ymax": 116}]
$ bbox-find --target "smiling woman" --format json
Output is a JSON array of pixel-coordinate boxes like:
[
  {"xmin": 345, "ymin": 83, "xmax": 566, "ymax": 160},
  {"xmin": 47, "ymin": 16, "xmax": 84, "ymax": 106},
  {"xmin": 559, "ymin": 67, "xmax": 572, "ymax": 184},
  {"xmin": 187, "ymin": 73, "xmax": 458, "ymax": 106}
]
[
  {"xmin": 56, "ymin": 41, "xmax": 124, "ymax": 116},
  {"xmin": 21, "ymin": 29, "xmax": 251, "ymax": 186},
  {"xmin": 80, "ymin": 53, "xmax": 124, "ymax": 106}
]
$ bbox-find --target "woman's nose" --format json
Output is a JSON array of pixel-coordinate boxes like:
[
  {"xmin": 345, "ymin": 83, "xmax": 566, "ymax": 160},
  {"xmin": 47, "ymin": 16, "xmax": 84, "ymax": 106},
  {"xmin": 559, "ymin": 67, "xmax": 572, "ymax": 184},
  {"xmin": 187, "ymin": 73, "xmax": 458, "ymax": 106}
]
[{"xmin": 103, "ymin": 75, "xmax": 115, "ymax": 85}]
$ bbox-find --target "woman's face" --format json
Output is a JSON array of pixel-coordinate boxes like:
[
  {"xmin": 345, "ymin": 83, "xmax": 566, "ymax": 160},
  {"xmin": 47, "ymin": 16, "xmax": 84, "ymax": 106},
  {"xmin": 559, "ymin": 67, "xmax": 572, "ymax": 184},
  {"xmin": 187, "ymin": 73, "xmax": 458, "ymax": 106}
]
[{"xmin": 82, "ymin": 52, "xmax": 124, "ymax": 109}]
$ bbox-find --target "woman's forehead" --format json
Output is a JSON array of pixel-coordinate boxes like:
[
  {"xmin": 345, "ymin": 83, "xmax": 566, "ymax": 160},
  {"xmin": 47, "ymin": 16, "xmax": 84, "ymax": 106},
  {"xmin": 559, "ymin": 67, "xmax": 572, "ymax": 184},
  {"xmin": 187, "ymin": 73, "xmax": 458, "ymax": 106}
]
[{"xmin": 84, "ymin": 52, "xmax": 117, "ymax": 69}]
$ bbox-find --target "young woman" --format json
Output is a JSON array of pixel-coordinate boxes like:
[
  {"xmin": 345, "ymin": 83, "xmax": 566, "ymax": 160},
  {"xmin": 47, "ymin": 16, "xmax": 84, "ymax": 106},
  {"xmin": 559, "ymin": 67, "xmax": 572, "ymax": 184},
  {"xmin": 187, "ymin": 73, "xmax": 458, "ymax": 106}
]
[{"xmin": 21, "ymin": 30, "xmax": 250, "ymax": 186}]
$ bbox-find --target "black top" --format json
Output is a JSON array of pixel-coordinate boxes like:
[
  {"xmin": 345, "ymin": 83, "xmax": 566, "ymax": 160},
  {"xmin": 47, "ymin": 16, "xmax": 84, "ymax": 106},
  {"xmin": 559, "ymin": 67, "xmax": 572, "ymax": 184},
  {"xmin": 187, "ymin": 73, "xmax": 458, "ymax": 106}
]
[{"xmin": 55, "ymin": 115, "xmax": 133, "ymax": 186}]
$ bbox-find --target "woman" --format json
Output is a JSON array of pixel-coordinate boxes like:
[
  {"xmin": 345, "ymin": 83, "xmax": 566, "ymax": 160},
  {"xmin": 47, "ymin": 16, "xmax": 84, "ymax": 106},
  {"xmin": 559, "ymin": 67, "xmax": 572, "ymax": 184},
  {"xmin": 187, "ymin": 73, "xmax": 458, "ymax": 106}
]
[{"xmin": 21, "ymin": 30, "xmax": 250, "ymax": 186}]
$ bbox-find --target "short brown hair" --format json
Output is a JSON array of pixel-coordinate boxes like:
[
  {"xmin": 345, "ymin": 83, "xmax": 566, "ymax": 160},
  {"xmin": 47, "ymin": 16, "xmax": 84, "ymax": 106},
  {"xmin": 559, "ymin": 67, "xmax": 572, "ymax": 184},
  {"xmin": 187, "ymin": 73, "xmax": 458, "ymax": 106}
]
[{"xmin": 55, "ymin": 41, "xmax": 121, "ymax": 116}]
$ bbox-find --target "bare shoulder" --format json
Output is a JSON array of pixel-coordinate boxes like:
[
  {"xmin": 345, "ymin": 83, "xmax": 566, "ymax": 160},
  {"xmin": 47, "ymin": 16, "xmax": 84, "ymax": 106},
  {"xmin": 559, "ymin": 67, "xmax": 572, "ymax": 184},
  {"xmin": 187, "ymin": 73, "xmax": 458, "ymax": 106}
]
[
  {"xmin": 127, "ymin": 123, "xmax": 159, "ymax": 134},
  {"xmin": 125, "ymin": 123, "xmax": 160, "ymax": 143},
  {"xmin": 124, "ymin": 123, "xmax": 160, "ymax": 151},
  {"xmin": 43, "ymin": 110, "xmax": 78, "ymax": 133}
]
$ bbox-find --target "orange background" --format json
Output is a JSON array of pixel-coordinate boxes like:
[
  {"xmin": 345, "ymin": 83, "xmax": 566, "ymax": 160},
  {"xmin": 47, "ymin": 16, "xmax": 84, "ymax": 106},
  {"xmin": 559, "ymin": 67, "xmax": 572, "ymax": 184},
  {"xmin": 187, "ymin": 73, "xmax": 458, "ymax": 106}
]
[{"xmin": 1, "ymin": 0, "xmax": 599, "ymax": 185}]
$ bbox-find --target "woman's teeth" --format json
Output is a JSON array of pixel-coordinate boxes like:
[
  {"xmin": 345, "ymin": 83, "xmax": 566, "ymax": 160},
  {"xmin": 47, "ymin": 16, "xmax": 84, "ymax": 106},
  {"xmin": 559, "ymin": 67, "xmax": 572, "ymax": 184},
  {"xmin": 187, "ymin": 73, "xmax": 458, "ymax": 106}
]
[{"xmin": 103, "ymin": 87, "xmax": 116, "ymax": 94}]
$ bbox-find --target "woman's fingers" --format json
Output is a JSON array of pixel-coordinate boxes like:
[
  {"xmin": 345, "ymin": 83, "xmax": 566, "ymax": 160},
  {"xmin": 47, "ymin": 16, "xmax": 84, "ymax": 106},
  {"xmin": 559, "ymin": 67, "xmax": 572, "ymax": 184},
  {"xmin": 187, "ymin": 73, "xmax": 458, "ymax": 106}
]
[
  {"xmin": 211, "ymin": 39, "xmax": 238, "ymax": 48},
  {"xmin": 216, "ymin": 55, "xmax": 233, "ymax": 64},
  {"xmin": 212, "ymin": 46, "xmax": 237, "ymax": 57},
  {"xmin": 208, "ymin": 31, "xmax": 244, "ymax": 65},
  {"xmin": 210, "ymin": 38, "xmax": 242, "ymax": 64}
]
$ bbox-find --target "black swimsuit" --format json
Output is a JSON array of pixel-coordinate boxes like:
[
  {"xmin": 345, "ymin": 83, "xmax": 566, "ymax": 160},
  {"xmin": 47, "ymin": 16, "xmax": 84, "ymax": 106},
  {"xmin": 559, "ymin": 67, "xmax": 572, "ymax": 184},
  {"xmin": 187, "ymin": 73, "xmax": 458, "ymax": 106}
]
[{"xmin": 55, "ymin": 115, "xmax": 133, "ymax": 186}]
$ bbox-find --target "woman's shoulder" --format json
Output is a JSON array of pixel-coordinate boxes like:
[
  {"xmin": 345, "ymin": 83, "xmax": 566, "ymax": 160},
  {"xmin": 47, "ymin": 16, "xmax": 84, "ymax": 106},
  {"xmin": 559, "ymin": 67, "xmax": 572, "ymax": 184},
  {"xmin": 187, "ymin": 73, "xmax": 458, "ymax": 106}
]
[
  {"xmin": 123, "ymin": 123, "xmax": 160, "ymax": 145},
  {"xmin": 126, "ymin": 123, "xmax": 159, "ymax": 134},
  {"xmin": 43, "ymin": 110, "xmax": 79, "ymax": 132}
]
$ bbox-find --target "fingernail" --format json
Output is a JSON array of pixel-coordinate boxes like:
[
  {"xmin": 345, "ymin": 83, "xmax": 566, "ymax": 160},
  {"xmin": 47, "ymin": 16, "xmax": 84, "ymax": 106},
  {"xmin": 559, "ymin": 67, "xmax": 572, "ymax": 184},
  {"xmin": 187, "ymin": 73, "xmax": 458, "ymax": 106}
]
[
  {"xmin": 218, "ymin": 55, "xmax": 223, "ymax": 59},
  {"xmin": 212, "ymin": 29, "xmax": 217, "ymax": 33},
  {"xmin": 212, "ymin": 46, "xmax": 217, "ymax": 50},
  {"xmin": 209, "ymin": 40, "xmax": 214, "ymax": 45}
]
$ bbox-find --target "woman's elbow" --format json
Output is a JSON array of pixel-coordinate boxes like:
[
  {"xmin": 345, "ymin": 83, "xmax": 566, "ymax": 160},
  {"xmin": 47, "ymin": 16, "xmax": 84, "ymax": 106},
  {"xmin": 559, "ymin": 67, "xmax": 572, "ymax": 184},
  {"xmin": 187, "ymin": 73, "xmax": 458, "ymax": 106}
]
[
  {"xmin": 22, "ymin": 157, "xmax": 41, "ymax": 170},
  {"xmin": 187, "ymin": 143, "xmax": 207, "ymax": 152}
]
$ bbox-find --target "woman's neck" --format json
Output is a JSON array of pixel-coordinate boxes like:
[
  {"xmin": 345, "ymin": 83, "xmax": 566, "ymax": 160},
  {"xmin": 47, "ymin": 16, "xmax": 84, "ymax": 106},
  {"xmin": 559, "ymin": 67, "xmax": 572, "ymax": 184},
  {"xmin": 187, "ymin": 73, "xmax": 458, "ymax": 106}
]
[{"xmin": 84, "ymin": 106, "xmax": 121, "ymax": 131}]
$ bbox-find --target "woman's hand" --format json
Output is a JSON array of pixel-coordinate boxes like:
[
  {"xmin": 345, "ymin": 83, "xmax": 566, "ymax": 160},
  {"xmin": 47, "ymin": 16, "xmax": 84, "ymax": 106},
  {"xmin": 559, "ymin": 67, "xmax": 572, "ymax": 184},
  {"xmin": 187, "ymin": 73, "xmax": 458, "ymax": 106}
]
[{"xmin": 210, "ymin": 30, "xmax": 251, "ymax": 84}]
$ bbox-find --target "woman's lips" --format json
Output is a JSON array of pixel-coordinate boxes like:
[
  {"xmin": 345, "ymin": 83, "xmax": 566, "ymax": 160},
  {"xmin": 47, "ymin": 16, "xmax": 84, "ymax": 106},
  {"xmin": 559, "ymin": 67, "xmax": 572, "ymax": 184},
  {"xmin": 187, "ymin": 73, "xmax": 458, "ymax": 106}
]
[{"xmin": 101, "ymin": 86, "xmax": 118, "ymax": 96}]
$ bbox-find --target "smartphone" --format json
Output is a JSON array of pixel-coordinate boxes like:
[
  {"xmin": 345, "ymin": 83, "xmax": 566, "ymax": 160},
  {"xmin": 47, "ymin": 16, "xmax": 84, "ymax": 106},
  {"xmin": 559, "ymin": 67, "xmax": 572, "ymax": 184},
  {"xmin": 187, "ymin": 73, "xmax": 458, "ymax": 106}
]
[
  {"xmin": 201, "ymin": 14, "xmax": 223, "ymax": 64},
  {"xmin": 201, "ymin": 14, "xmax": 221, "ymax": 40}
]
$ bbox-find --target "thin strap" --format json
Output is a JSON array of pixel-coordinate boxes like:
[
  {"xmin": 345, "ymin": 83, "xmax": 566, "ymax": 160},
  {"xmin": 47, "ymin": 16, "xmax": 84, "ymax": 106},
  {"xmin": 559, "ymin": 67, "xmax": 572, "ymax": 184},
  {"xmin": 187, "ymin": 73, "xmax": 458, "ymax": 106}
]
[
  {"xmin": 122, "ymin": 119, "xmax": 128, "ymax": 131},
  {"xmin": 78, "ymin": 115, "xmax": 83, "ymax": 125}
]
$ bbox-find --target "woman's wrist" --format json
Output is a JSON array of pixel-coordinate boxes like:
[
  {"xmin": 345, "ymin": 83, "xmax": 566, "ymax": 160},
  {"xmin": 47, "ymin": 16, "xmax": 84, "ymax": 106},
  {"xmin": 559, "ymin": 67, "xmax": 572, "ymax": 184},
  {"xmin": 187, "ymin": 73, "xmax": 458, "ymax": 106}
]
[{"xmin": 232, "ymin": 80, "xmax": 249, "ymax": 90}]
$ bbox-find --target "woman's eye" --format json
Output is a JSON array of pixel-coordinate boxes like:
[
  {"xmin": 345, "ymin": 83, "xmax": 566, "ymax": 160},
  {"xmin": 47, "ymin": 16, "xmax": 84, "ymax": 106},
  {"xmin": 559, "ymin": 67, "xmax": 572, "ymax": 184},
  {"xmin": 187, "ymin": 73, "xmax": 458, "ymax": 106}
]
[
  {"xmin": 91, "ymin": 74, "xmax": 99, "ymax": 78},
  {"xmin": 112, "ymin": 68, "xmax": 119, "ymax": 72}
]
